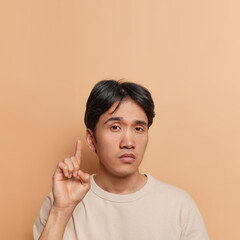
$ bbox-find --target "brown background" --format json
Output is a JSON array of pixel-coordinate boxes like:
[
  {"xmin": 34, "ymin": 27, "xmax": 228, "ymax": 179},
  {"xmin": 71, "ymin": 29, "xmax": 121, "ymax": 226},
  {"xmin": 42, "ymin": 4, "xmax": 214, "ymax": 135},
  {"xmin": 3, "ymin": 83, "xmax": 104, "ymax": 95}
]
[{"xmin": 0, "ymin": 0, "xmax": 239, "ymax": 239}]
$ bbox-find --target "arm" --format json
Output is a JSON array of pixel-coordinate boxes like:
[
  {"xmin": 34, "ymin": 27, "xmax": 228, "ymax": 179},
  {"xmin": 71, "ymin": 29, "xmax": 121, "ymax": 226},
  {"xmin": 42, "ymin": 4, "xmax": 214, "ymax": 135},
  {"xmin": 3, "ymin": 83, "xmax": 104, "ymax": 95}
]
[
  {"xmin": 38, "ymin": 140, "xmax": 90, "ymax": 240},
  {"xmin": 38, "ymin": 205, "xmax": 75, "ymax": 239},
  {"xmin": 181, "ymin": 199, "xmax": 210, "ymax": 240}
]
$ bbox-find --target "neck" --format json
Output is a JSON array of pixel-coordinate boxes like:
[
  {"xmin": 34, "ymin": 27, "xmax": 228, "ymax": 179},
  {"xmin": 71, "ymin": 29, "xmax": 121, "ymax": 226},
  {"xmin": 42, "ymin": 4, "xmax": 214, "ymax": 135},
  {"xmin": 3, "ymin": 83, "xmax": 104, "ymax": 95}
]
[{"xmin": 94, "ymin": 169, "xmax": 147, "ymax": 194}]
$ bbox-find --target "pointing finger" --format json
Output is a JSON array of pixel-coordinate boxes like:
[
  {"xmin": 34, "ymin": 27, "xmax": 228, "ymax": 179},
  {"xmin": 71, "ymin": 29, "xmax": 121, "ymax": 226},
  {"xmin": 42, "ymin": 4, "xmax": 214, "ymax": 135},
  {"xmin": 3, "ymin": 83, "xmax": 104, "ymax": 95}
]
[{"xmin": 75, "ymin": 139, "xmax": 82, "ymax": 165}]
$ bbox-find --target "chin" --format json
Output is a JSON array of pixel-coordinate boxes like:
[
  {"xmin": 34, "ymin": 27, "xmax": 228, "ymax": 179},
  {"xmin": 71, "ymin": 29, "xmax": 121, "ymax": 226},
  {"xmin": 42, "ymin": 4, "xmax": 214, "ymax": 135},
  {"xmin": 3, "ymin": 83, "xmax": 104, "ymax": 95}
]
[
  {"xmin": 111, "ymin": 167, "xmax": 139, "ymax": 178},
  {"xmin": 100, "ymin": 161, "xmax": 140, "ymax": 178}
]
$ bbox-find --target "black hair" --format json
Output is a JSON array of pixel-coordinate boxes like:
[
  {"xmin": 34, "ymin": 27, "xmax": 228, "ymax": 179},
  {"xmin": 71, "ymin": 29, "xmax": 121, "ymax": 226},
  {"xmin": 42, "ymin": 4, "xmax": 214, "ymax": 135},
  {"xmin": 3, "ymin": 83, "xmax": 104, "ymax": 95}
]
[{"xmin": 84, "ymin": 80, "xmax": 155, "ymax": 133}]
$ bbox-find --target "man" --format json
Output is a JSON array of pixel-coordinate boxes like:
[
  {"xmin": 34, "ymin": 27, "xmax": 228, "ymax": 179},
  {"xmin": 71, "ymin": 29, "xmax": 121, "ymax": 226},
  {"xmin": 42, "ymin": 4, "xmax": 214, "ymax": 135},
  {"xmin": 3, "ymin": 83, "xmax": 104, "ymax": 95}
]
[{"xmin": 33, "ymin": 80, "xmax": 209, "ymax": 240}]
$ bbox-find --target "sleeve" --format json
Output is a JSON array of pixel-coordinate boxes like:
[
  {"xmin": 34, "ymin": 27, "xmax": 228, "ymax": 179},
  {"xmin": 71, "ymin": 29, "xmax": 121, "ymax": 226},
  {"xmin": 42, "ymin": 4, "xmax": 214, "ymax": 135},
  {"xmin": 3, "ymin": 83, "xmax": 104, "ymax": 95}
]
[
  {"xmin": 33, "ymin": 193, "xmax": 54, "ymax": 240},
  {"xmin": 181, "ymin": 198, "xmax": 210, "ymax": 240},
  {"xmin": 33, "ymin": 193, "xmax": 78, "ymax": 240}
]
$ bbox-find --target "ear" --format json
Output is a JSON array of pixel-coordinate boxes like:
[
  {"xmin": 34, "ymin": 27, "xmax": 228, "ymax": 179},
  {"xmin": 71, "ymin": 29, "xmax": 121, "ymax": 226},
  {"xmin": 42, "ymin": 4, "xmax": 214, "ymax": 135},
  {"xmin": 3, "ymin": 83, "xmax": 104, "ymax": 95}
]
[{"xmin": 86, "ymin": 128, "xmax": 96, "ymax": 151}]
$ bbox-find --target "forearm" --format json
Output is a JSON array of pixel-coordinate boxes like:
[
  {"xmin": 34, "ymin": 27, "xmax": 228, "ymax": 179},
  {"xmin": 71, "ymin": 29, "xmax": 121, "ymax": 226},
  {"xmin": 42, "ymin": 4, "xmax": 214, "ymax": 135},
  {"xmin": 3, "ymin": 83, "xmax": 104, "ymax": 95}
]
[{"xmin": 39, "ymin": 205, "xmax": 74, "ymax": 240}]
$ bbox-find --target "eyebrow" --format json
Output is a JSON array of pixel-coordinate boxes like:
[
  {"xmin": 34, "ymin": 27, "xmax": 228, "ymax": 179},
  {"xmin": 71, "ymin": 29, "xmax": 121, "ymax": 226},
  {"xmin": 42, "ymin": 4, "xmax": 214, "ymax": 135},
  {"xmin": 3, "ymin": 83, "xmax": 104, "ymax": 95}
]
[
  {"xmin": 103, "ymin": 117, "xmax": 147, "ymax": 126},
  {"xmin": 104, "ymin": 117, "xmax": 123, "ymax": 125},
  {"xmin": 135, "ymin": 120, "xmax": 148, "ymax": 126}
]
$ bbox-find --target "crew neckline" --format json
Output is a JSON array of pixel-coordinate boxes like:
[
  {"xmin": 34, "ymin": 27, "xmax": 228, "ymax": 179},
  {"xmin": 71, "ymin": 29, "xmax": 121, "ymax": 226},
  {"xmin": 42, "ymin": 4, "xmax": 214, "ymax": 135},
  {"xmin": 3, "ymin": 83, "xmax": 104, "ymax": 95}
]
[{"xmin": 90, "ymin": 173, "xmax": 153, "ymax": 203}]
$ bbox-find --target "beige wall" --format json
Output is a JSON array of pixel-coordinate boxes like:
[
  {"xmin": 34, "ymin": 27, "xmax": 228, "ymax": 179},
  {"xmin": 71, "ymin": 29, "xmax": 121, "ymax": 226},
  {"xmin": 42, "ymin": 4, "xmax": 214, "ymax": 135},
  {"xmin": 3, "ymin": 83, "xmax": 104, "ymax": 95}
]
[{"xmin": 1, "ymin": 1, "xmax": 239, "ymax": 239}]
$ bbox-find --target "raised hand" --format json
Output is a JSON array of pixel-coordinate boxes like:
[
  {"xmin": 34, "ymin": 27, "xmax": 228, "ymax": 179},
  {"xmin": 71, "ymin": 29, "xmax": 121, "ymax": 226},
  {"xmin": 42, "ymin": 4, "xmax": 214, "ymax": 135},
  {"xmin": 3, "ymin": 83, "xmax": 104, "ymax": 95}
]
[{"xmin": 52, "ymin": 140, "xmax": 90, "ymax": 210}]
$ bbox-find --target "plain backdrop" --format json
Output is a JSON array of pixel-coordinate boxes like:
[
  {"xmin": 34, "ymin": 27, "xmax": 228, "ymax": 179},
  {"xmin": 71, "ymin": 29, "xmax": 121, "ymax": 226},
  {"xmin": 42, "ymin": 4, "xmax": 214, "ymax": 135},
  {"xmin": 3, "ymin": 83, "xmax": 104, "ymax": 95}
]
[{"xmin": 0, "ymin": 1, "xmax": 240, "ymax": 239}]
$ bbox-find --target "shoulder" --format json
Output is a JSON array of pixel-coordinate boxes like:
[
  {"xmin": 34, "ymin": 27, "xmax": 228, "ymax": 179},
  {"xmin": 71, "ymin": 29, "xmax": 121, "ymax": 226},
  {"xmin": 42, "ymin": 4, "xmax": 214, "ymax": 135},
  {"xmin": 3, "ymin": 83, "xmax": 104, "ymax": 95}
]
[
  {"xmin": 146, "ymin": 174, "xmax": 195, "ymax": 206},
  {"xmin": 146, "ymin": 174, "xmax": 206, "ymax": 225},
  {"xmin": 146, "ymin": 175, "xmax": 209, "ymax": 239}
]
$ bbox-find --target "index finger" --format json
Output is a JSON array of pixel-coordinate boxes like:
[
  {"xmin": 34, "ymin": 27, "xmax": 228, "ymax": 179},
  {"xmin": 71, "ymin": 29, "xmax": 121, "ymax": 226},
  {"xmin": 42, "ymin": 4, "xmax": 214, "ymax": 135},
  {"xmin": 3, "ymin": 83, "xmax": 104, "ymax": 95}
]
[{"xmin": 75, "ymin": 139, "xmax": 82, "ymax": 165}]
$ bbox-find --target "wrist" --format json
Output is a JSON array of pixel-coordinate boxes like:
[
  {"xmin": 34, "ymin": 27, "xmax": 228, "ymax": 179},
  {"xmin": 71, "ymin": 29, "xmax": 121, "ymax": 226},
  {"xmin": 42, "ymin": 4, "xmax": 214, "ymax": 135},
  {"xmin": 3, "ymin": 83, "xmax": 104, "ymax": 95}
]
[
  {"xmin": 51, "ymin": 204, "xmax": 75, "ymax": 219},
  {"xmin": 39, "ymin": 205, "xmax": 74, "ymax": 239}
]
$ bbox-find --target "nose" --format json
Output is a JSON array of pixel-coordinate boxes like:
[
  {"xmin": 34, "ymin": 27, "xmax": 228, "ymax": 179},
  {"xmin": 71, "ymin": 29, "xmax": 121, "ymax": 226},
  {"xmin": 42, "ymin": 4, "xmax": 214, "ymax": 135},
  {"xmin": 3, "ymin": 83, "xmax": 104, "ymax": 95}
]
[{"xmin": 119, "ymin": 129, "xmax": 135, "ymax": 149}]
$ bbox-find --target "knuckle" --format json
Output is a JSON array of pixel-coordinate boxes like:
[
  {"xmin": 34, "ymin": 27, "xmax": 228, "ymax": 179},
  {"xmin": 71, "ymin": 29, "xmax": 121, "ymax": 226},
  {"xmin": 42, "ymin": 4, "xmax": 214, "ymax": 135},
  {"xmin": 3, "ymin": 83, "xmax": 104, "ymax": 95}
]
[
  {"xmin": 63, "ymin": 158, "xmax": 73, "ymax": 170},
  {"xmin": 59, "ymin": 162, "xmax": 66, "ymax": 169}
]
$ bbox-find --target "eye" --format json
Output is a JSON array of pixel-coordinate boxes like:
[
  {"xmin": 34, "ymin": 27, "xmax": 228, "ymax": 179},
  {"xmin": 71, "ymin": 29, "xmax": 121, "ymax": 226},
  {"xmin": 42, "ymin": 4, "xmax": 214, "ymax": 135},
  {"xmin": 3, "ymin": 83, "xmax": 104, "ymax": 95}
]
[
  {"xmin": 111, "ymin": 125, "xmax": 121, "ymax": 131},
  {"xmin": 135, "ymin": 127, "xmax": 144, "ymax": 132}
]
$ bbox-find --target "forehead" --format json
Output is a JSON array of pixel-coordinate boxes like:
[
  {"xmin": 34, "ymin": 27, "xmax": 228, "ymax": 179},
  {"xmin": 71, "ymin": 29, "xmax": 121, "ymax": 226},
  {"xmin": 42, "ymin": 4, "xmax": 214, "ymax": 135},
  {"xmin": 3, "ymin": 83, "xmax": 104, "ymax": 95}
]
[{"xmin": 99, "ymin": 98, "xmax": 148, "ymax": 123}]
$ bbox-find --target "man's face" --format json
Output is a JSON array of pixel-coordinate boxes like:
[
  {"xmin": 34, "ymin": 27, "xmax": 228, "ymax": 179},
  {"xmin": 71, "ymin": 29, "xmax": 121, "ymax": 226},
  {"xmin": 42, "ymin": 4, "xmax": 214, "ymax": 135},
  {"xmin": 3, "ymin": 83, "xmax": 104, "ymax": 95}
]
[{"xmin": 88, "ymin": 97, "xmax": 149, "ymax": 178}]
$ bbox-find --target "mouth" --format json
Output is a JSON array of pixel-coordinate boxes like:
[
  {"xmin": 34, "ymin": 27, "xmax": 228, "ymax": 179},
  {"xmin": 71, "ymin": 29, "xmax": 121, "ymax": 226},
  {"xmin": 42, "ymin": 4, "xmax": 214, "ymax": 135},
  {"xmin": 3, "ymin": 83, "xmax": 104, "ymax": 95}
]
[{"xmin": 119, "ymin": 153, "xmax": 136, "ymax": 163}]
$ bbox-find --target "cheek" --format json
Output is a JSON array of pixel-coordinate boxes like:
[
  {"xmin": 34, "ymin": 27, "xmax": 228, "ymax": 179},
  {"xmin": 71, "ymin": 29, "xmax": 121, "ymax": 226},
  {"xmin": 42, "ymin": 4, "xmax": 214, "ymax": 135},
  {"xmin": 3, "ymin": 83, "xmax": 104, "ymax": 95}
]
[
  {"xmin": 99, "ymin": 132, "xmax": 120, "ymax": 146},
  {"xmin": 138, "ymin": 136, "xmax": 148, "ymax": 151},
  {"xmin": 96, "ymin": 135, "xmax": 118, "ymax": 156}
]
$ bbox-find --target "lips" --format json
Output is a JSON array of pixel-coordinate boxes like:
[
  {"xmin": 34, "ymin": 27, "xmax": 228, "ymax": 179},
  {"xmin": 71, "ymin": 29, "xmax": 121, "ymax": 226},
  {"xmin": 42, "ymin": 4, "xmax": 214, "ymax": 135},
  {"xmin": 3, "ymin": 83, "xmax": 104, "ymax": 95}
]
[{"xmin": 119, "ymin": 153, "xmax": 136, "ymax": 163}]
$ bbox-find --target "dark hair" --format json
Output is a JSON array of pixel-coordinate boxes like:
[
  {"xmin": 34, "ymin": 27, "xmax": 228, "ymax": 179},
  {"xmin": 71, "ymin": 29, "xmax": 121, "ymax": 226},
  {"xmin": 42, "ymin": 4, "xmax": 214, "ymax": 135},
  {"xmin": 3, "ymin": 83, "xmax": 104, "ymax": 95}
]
[{"xmin": 84, "ymin": 80, "xmax": 155, "ymax": 132}]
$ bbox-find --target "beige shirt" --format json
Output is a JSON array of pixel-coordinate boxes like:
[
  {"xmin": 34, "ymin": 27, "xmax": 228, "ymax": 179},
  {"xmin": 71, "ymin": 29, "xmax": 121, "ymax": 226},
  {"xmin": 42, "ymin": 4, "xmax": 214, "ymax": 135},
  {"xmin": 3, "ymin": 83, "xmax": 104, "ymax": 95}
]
[{"xmin": 33, "ymin": 174, "xmax": 209, "ymax": 240}]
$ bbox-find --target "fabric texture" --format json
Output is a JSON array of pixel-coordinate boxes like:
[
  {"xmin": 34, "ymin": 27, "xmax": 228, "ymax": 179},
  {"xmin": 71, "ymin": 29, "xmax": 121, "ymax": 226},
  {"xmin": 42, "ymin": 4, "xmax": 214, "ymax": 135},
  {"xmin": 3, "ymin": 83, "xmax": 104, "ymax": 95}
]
[{"xmin": 33, "ymin": 174, "xmax": 209, "ymax": 240}]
